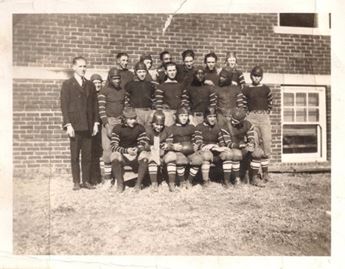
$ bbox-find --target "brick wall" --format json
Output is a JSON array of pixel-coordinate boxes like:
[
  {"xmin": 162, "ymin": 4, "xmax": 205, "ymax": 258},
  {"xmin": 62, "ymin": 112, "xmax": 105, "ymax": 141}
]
[
  {"xmin": 13, "ymin": 14, "xmax": 330, "ymax": 74},
  {"xmin": 12, "ymin": 14, "xmax": 331, "ymax": 174}
]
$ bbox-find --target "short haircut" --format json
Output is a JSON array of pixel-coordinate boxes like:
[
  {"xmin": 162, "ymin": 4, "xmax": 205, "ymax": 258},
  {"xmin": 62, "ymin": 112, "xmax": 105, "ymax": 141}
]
[
  {"xmin": 72, "ymin": 56, "xmax": 87, "ymax": 65},
  {"xmin": 204, "ymin": 52, "xmax": 218, "ymax": 64},
  {"xmin": 116, "ymin": 52, "xmax": 129, "ymax": 59},
  {"xmin": 159, "ymin": 50, "xmax": 170, "ymax": 61},
  {"xmin": 181, "ymin": 49, "xmax": 195, "ymax": 60},
  {"xmin": 165, "ymin": 62, "xmax": 177, "ymax": 69}
]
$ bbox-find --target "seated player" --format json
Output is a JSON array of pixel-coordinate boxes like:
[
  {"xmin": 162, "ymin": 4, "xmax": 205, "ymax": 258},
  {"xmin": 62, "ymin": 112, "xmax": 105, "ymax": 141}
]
[
  {"xmin": 164, "ymin": 106, "xmax": 203, "ymax": 191},
  {"xmin": 194, "ymin": 107, "xmax": 233, "ymax": 188},
  {"xmin": 110, "ymin": 108, "xmax": 150, "ymax": 193},
  {"xmin": 145, "ymin": 111, "xmax": 177, "ymax": 192},
  {"xmin": 223, "ymin": 108, "xmax": 265, "ymax": 187}
]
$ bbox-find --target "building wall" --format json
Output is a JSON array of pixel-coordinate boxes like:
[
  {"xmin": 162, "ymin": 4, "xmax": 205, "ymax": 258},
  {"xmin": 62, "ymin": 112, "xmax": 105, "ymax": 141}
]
[{"xmin": 12, "ymin": 14, "xmax": 331, "ymax": 175}]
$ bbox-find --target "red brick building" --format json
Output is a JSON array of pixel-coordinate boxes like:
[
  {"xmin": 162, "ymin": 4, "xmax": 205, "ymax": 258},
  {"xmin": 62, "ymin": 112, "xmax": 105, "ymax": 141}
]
[{"xmin": 12, "ymin": 13, "xmax": 331, "ymax": 175}]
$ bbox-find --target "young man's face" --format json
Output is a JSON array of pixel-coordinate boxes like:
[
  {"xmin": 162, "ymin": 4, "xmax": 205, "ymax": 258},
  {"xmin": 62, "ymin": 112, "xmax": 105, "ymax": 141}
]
[
  {"xmin": 126, "ymin": 117, "xmax": 137, "ymax": 127},
  {"xmin": 73, "ymin": 59, "xmax": 87, "ymax": 78},
  {"xmin": 251, "ymin": 75, "xmax": 262, "ymax": 85},
  {"xmin": 162, "ymin": 53, "xmax": 171, "ymax": 64},
  {"xmin": 143, "ymin": 59, "xmax": 152, "ymax": 70},
  {"xmin": 118, "ymin": 55, "xmax": 128, "ymax": 69},
  {"xmin": 195, "ymin": 70, "xmax": 205, "ymax": 82},
  {"xmin": 92, "ymin": 79, "xmax": 102, "ymax": 92},
  {"xmin": 136, "ymin": 69, "xmax": 147, "ymax": 81},
  {"xmin": 166, "ymin": 65, "xmax": 177, "ymax": 80},
  {"xmin": 206, "ymin": 114, "xmax": 217, "ymax": 126},
  {"xmin": 111, "ymin": 77, "xmax": 121, "ymax": 88},
  {"xmin": 227, "ymin": 57, "xmax": 237, "ymax": 68},
  {"xmin": 206, "ymin": 57, "xmax": 216, "ymax": 71},
  {"xmin": 152, "ymin": 122, "xmax": 164, "ymax": 133},
  {"xmin": 178, "ymin": 113, "xmax": 189, "ymax": 125},
  {"xmin": 184, "ymin": 56, "xmax": 194, "ymax": 70}
]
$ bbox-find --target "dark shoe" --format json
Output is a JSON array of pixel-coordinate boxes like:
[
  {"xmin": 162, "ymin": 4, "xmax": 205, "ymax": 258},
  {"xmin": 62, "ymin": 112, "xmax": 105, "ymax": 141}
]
[
  {"xmin": 234, "ymin": 177, "xmax": 241, "ymax": 186},
  {"xmin": 223, "ymin": 179, "xmax": 231, "ymax": 189},
  {"xmin": 262, "ymin": 172, "xmax": 271, "ymax": 183},
  {"xmin": 73, "ymin": 183, "xmax": 81, "ymax": 191},
  {"xmin": 250, "ymin": 175, "xmax": 265, "ymax": 187},
  {"xmin": 168, "ymin": 183, "xmax": 176, "ymax": 192},
  {"xmin": 151, "ymin": 182, "xmax": 158, "ymax": 192},
  {"xmin": 82, "ymin": 182, "xmax": 96, "ymax": 189}
]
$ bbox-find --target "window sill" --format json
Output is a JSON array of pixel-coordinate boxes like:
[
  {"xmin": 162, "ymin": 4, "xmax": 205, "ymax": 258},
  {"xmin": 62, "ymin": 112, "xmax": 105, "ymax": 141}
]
[{"xmin": 273, "ymin": 26, "xmax": 330, "ymax": 36}]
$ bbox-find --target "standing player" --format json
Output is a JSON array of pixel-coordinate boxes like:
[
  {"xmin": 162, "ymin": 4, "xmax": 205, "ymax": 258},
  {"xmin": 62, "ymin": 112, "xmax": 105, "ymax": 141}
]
[
  {"xmin": 204, "ymin": 52, "xmax": 220, "ymax": 86},
  {"xmin": 242, "ymin": 66, "xmax": 273, "ymax": 182},
  {"xmin": 155, "ymin": 50, "xmax": 172, "ymax": 84},
  {"xmin": 215, "ymin": 69, "xmax": 244, "ymax": 129},
  {"xmin": 222, "ymin": 52, "xmax": 246, "ymax": 89},
  {"xmin": 115, "ymin": 52, "xmax": 134, "ymax": 89},
  {"xmin": 125, "ymin": 62, "xmax": 156, "ymax": 128},
  {"xmin": 98, "ymin": 68, "xmax": 126, "ymax": 187},
  {"xmin": 176, "ymin": 49, "xmax": 195, "ymax": 88},
  {"xmin": 155, "ymin": 62, "xmax": 185, "ymax": 126},
  {"xmin": 183, "ymin": 66, "xmax": 217, "ymax": 126},
  {"xmin": 110, "ymin": 108, "xmax": 150, "ymax": 193}
]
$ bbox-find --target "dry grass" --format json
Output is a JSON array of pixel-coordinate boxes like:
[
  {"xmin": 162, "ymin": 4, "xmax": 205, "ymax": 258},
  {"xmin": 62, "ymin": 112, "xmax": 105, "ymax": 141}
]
[{"xmin": 13, "ymin": 172, "xmax": 331, "ymax": 255}]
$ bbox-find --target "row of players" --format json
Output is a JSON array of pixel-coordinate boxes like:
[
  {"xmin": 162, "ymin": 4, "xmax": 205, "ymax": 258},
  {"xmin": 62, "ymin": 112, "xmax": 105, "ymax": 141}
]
[
  {"xmin": 61, "ymin": 51, "xmax": 272, "ymax": 191},
  {"xmin": 106, "ymin": 106, "xmax": 267, "ymax": 193}
]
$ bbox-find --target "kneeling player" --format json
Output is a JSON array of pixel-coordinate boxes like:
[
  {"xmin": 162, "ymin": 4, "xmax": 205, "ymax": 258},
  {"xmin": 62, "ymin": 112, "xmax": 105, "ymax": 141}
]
[
  {"xmin": 194, "ymin": 107, "xmax": 233, "ymax": 188},
  {"xmin": 110, "ymin": 108, "xmax": 150, "ymax": 192},
  {"xmin": 145, "ymin": 111, "xmax": 177, "ymax": 192},
  {"xmin": 165, "ymin": 106, "xmax": 202, "ymax": 191}
]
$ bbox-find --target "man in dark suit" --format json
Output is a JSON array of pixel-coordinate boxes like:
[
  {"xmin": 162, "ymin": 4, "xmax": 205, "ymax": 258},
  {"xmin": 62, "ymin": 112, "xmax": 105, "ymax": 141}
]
[{"xmin": 60, "ymin": 56, "xmax": 100, "ymax": 190}]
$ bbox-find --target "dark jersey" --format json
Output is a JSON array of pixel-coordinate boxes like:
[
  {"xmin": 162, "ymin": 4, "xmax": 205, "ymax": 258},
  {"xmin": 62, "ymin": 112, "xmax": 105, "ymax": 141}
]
[
  {"xmin": 224, "ymin": 120, "xmax": 255, "ymax": 147},
  {"xmin": 125, "ymin": 80, "xmax": 156, "ymax": 109},
  {"xmin": 155, "ymin": 81, "xmax": 185, "ymax": 110},
  {"xmin": 194, "ymin": 122, "xmax": 224, "ymax": 149},
  {"xmin": 242, "ymin": 84, "xmax": 273, "ymax": 112}
]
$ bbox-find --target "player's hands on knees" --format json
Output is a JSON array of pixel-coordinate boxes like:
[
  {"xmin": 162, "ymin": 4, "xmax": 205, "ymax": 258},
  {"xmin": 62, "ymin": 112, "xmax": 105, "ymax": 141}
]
[
  {"xmin": 66, "ymin": 125, "xmax": 75, "ymax": 138},
  {"xmin": 128, "ymin": 147, "xmax": 138, "ymax": 156}
]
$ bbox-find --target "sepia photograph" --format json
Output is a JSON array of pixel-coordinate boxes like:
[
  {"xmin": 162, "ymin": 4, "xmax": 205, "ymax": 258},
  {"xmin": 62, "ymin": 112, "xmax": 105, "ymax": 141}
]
[{"xmin": 2, "ymin": 0, "xmax": 344, "ymax": 268}]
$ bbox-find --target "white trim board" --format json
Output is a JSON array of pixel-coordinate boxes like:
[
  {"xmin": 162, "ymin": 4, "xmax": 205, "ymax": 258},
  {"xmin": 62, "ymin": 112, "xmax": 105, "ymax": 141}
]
[{"xmin": 13, "ymin": 66, "xmax": 331, "ymax": 85}]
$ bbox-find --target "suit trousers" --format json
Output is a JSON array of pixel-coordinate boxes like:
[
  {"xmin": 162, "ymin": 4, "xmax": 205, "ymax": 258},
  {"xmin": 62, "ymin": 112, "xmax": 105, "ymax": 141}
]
[{"xmin": 70, "ymin": 131, "xmax": 92, "ymax": 184}]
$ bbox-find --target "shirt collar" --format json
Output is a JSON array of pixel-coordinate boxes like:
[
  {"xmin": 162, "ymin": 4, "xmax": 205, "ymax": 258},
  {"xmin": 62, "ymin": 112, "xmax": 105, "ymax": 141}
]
[
  {"xmin": 165, "ymin": 78, "xmax": 178, "ymax": 83},
  {"xmin": 74, "ymin": 73, "xmax": 84, "ymax": 86}
]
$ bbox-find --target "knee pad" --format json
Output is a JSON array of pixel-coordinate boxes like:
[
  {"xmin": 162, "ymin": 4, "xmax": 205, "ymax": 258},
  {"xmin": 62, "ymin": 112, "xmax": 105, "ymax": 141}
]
[
  {"xmin": 110, "ymin": 152, "xmax": 123, "ymax": 162},
  {"xmin": 189, "ymin": 152, "xmax": 203, "ymax": 166},
  {"xmin": 219, "ymin": 149, "xmax": 233, "ymax": 161},
  {"xmin": 201, "ymin": 150, "xmax": 213, "ymax": 162},
  {"xmin": 138, "ymin": 150, "xmax": 150, "ymax": 161},
  {"xmin": 252, "ymin": 147, "xmax": 265, "ymax": 160},
  {"xmin": 163, "ymin": 151, "xmax": 177, "ymax": 163},
  {"xmin": 231, "ymin": 149, "xmax": 243, "ymax": 161},
  {"xmin": 176, "ymin": 152, "xmax": 189, "ymax": 165}
]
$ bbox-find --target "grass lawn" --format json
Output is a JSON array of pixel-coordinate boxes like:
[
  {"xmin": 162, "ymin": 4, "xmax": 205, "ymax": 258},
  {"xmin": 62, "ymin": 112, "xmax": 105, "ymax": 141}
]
[{"xmin": 13, "ymin": 172, "xmax": 331, "ymax": 255}]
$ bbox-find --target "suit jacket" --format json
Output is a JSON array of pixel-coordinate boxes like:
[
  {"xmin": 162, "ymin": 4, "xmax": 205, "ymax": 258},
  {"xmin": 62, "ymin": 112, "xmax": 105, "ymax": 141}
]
[{"xmin": 60, "ymin": 76, "xmax": 99, "ymax": 133}]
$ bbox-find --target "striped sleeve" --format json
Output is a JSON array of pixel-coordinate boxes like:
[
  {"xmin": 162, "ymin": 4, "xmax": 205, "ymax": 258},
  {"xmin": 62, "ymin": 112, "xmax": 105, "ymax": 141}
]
[
  {"xmin": 220, "ymin": 128, "xmax": 232, "ymax": 148},
  {"xmin": 110, "ymin": 128, "xmax": 128, "ymax": 154},
  {"xmin": 155, "ymin": 85, "xmax": 164, "ymax": 110},
  {"xmin": 241, "ymin": 88, "xmax": 248, "ymax": 112},
  {"xmin": 181, "ymin": 88, "xmax": 190, "ymax": 110},
  {"xmin": 267, "ymin": 86, "xmax": 273, "ymax": 112},
  {"xmin": 137, "ymin": 129, "xmax": 150, "ymax": 151},
  {"xmin": 97, "ymin": 89, "xmax": 108, "ymax": 125},
  {"xmin": 217, "ymin": 129, "xmax": 224, "ymax": 146},
  {"xmin": 193, "ymin": 127, "xmax": 204, "ymax": 149},
  {"xmin": 236, "ymin": 92, "xmax": 245, "ymax": 109},
  {"xmin": 246, "ymin": 123, "xmax": 255, "ymax": 145},
  {"xmin": 209, "ymin": 86, "xmax": 217, "ymax": 108},
  {"xmin": 237, "ymin": 70, "xmax": 246, "ymax": 89},
  {"xmin": 151, "ymin": 83, "xmax": 157, "ymax": 110}
]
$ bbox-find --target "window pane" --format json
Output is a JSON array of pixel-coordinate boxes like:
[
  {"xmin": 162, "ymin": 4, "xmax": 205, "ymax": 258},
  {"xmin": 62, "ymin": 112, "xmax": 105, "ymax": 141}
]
[
  {"xmin": 284, "ymin": 108, "xmax": 295, "ymax": 122},
  {"xmin": 296, "ymin": 108, "xmax": 307, "ymax": 122},
  {"xmin": 284, "ymin": 92, "xmax": 294, "ymax": 106},
  {"xmin": 279, "ymin": 13, "xmax": 317, "ymax": 28},
  {"xmin": 308, "ymin": 93, "xmax": 319, "ymax": 106},
  {"xmin": 308, "ymin": 108, "xmax": 319, "ymax": 122},
  {"xmin": 283, "ymin": 125, "xmax": 318, "ymax": 154},
  {"xmin": 296, "ymin": 93, "xmax": 306, "ymax": 106}
]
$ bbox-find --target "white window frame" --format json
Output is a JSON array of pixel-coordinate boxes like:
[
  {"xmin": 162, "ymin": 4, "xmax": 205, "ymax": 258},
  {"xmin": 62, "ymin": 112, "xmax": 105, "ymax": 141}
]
[
  {"xmin": 273, "ymin": 13, "xmax": 330, "ymax": 36},
  {"xmin": 281, "ymin": 86, "xmax": 327, "ymax": 163}
]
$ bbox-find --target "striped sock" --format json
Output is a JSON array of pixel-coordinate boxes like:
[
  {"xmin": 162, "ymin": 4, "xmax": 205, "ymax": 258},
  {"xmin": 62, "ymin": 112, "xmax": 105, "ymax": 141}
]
[
  {"xmin": 223, "ymin": 160, "xmax": 232, "ymax": 182},
  {"xmin": 232, "ymin": 161, "xmax": 240, "ymax": 178},
  {"xmin": 201, "ymin": 162, "xmax": 211, "ymax": 181},
  {"xmin": 148, "ymin": 162, "xmax": 158, "ymax": 183},
  {"xmin": 104, "ymin": 162, "xmax": 112, "ymax": 179}
]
